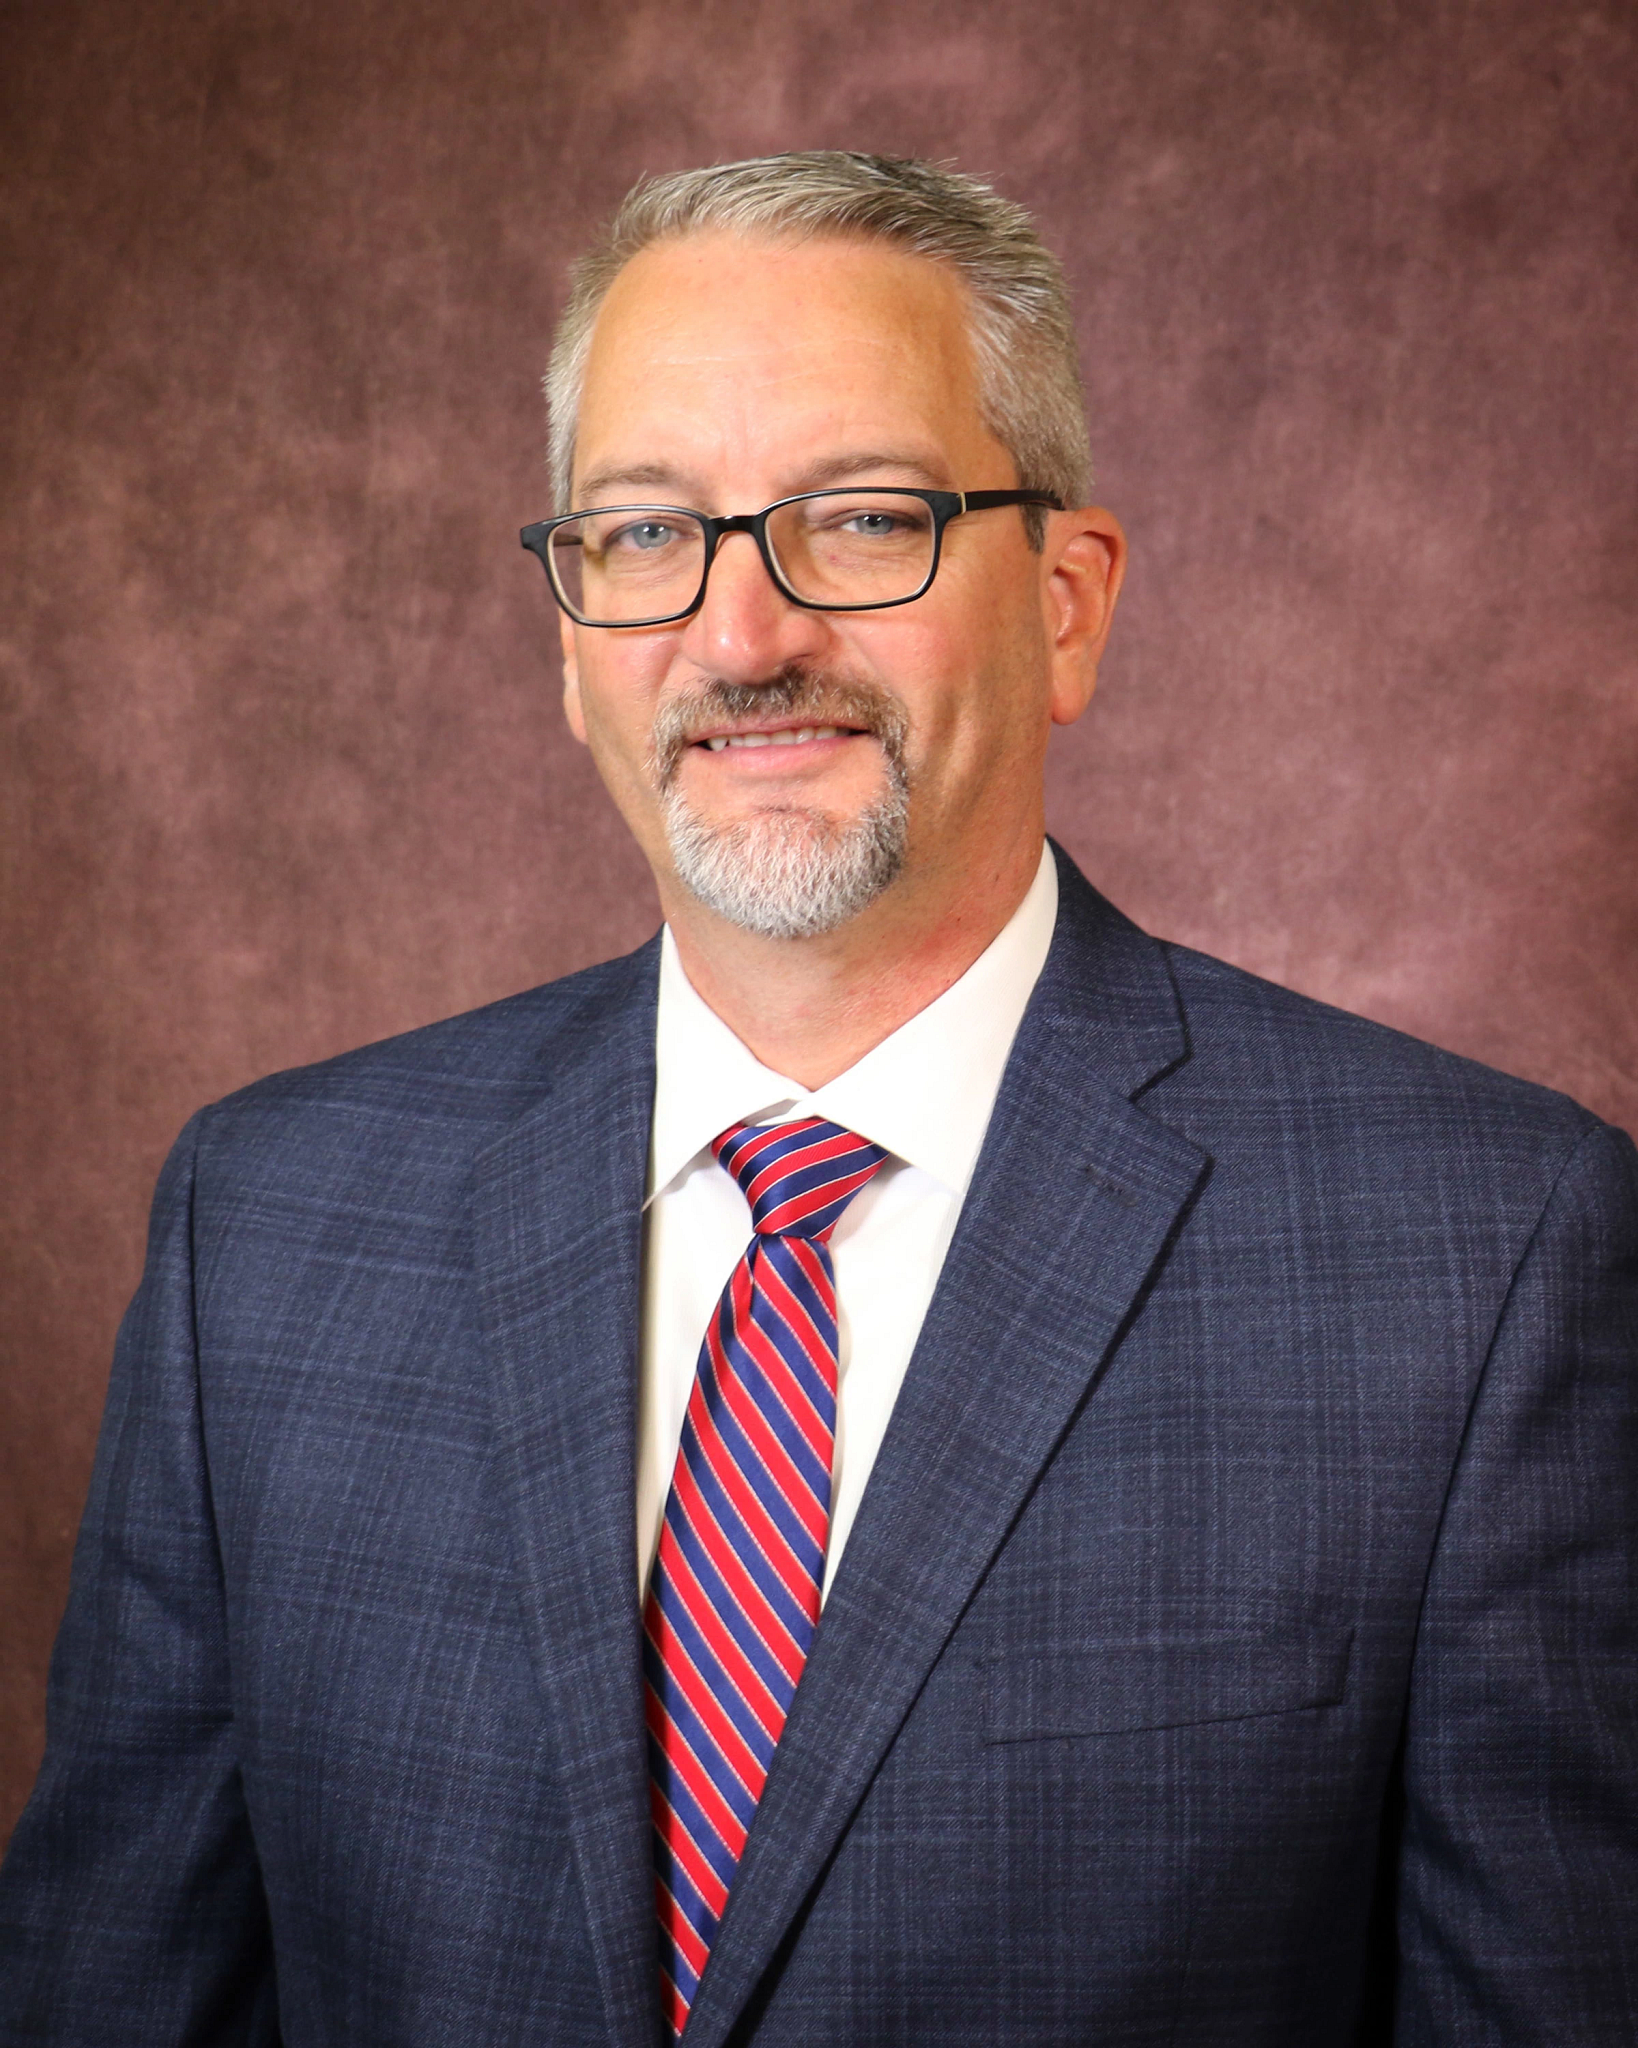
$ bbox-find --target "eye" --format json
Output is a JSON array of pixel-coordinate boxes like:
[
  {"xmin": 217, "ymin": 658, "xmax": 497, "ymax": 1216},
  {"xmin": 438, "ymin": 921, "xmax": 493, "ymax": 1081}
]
[
  {"xmin": 838, "ymin": 509, "xmax": 908, "ymax": 538},
  {"xmin": 610, "ymin": 518, "xmax": 679, "ymax": 552}
]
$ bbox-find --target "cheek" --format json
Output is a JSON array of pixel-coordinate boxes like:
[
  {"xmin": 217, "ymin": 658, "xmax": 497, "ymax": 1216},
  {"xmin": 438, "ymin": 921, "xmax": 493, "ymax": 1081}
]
[
  {"xmin": 572, "ymin": 644, "xmax": 676, "ymax": 777},
  {"xmin": 896, "ymin": 576, "xmax": 1051, "ymax": 754},
  {"xmin": 901, "ymin": 639, "xmax": 1047, "ymax": 780}
]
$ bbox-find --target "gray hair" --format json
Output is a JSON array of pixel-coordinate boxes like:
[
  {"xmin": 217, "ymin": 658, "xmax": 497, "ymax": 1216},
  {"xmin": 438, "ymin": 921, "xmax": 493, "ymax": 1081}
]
[{"xmin": 544, "ymin": 151, "xmax": 1092, "ymax": 538}]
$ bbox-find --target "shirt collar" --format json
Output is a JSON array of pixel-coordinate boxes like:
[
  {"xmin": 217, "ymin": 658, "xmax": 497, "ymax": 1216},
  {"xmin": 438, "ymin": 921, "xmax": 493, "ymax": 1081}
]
[{"xmin": 647, "ymin": 843, "xmax": 1058, "ymax": 1204}]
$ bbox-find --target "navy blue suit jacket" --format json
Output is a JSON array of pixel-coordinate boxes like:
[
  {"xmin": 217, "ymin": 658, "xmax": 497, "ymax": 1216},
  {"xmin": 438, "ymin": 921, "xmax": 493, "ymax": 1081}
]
[{"xmin": 3, "ymin": 849, "xmax": 1635, "ymax": 2043}]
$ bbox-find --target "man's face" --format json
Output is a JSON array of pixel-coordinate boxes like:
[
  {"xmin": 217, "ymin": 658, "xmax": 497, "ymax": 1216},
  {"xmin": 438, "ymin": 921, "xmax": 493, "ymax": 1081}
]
[{"xmin": 560, "ymin": 230, "xmax": 1110, "ymax": 939}]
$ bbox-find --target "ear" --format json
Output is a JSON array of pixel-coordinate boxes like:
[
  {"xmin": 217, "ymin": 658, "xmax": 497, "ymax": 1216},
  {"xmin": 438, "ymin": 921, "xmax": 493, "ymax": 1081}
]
[
  {"xmin": 1042, "ymin": 507, "xmax": 1127, "ymax": 727},
  {"xmin": 560, "ymin": 611, "xmax": 588, "ymax": 745}
]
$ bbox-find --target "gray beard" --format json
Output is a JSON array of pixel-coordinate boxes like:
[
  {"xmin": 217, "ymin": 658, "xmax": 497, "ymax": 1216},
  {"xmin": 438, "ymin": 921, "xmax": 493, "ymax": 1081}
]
[{"xmin": 650, "ymin": 673, "xmax": 911, "ymax": 941}]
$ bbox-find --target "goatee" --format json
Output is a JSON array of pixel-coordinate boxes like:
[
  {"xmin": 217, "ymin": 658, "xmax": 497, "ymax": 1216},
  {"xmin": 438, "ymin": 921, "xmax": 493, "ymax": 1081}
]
[{"xmin": 650, "ymin": 671, "xmax": 911, "ymax": 941}]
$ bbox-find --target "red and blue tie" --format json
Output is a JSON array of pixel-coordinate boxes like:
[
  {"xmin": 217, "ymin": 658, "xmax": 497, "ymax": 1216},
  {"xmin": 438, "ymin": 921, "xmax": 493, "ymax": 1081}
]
[{"xmin": 643, "ymin": 1115, "xmax": 888, "ymax": 2039}]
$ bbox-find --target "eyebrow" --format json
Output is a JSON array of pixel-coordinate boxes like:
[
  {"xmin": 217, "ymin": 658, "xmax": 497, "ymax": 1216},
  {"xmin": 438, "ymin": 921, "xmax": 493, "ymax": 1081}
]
[
  {"xmin": 573, "ymin": 449, "xmax": 955, "ymax": 507},
  {"xmin": 575, "ymin": 461, "xmax": 687, "ymax": 502},
  {"xmin": 797, "ymin": 450, "xmax": 953, "ymax": 491}
]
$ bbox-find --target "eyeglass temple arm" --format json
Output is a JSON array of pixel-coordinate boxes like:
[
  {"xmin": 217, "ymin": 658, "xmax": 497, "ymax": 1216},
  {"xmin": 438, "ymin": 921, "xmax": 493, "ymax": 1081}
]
[{"xmin": 955, "ymin": 489, "xmax": 1063, "ymax": 514}]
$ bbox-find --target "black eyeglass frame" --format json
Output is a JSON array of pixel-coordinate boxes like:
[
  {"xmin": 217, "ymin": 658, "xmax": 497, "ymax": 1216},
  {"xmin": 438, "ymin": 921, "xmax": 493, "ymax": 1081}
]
[{"xmin": 519, "ymin": 486, "xmax": 1063, "ymax": 628}]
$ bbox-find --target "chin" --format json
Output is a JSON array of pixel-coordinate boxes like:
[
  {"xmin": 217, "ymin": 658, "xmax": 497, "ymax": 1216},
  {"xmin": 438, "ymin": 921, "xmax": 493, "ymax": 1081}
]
[{"xmin": 661, "ymin": 794, "xmax": 909, "ymax": 941}]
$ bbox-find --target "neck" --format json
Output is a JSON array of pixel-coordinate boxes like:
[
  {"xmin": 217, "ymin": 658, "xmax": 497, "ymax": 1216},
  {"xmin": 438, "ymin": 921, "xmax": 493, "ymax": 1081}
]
[{"xmin": 660, "ymin": 824, "xmax": 1047, "ymax": 1089}]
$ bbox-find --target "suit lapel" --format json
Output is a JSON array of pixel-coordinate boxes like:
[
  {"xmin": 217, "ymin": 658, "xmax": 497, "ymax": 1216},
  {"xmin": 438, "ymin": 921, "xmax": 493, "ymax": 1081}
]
[
  {"xmin": 470, "ymin": 945, "xmax": 661, "ymax": 2048},
  {"xmin": 680, "ymin": 858, "xmax": 1210, "ymax": 2048}
]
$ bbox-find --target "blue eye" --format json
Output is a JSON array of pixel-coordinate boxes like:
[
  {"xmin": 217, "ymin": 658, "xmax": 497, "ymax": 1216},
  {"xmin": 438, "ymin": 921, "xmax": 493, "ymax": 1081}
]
[{"xmin": 619, "ymin": 520, "xmax": 676, "ymax": 551}]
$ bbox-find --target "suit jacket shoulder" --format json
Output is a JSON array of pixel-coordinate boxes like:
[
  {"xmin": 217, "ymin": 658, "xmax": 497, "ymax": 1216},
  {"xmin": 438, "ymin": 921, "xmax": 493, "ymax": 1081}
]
[
  {"xmin": 1044, "ymin": 846, "xmax": 1608, "ymax": 1192},
  {"xmin": 186, "ymin": 936, "xmax": 662, "ymax": 1205}
]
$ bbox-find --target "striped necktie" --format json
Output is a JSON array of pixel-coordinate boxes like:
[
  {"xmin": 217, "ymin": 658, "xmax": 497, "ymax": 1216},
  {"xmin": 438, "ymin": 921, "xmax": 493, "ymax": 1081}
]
[{"xmin": 643, "ymin": 1115, "xmax": 888, "ymax": 2039}]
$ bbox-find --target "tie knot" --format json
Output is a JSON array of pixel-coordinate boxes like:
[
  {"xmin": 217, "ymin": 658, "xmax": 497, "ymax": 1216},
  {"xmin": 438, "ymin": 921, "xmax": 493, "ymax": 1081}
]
[{"xmin": 714, "ymin": 1117, "xmax": 888, "ymax": 1240}]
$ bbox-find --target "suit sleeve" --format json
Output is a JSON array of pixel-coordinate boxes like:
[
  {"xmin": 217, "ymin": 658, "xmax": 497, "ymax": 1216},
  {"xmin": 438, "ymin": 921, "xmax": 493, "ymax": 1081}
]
[
  {"xmin": 1394, "ymin": 1120, "xmax": 1638, "ymax": 2043},
  {"xmin": 0, "ymin": 1112, "xmax": 279, "ymax": 2045}
]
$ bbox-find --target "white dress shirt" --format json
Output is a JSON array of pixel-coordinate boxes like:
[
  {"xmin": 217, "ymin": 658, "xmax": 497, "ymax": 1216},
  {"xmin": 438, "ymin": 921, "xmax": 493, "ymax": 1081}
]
[{"xmin": 637, "ymin": 841, "xmax": 1058, "ymax": 1600}]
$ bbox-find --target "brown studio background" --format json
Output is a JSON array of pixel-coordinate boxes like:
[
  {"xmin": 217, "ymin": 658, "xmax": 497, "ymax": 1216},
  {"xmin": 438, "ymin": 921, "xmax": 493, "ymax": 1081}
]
[{"xmin": 3, "ymin": 0, "xmax": 1636, "ymax": 1848}]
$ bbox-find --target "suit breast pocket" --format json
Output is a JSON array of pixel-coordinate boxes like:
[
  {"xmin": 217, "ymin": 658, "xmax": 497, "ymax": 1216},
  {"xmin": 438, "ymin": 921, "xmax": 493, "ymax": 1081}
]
[{"xmin": 979, "ymin": 1624, "xmax": 1354, "ymax": 1742}]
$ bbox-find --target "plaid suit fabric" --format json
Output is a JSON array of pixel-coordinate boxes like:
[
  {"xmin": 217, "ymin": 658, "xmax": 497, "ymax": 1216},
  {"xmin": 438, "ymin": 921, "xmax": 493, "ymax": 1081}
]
[{"xmin": 2, "ymin": 849, "xmax": 1634, "ymax": 2046}]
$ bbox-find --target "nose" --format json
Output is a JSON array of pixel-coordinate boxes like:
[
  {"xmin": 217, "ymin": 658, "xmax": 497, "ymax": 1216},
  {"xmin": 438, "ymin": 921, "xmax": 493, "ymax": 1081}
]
[{"xmin": 676, "ymin": 528, "xmax": 830, "ymax": 685}]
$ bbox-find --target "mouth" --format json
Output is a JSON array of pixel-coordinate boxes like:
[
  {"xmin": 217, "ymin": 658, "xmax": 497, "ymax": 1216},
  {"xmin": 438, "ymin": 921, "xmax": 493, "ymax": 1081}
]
[
  {"xmin": 697, "ymin": 723, "xmax": 864, "ymax": 753},
  {"xmin": 649, "ymin": 671, "xmax": 910, "ymax": 792}
]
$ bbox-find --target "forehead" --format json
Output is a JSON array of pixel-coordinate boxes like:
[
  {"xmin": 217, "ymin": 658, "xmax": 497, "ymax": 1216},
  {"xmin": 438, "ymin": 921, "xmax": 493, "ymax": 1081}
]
[{"xmin": 573, "ymin": 230, "xmax": 997, "ymax": 499}]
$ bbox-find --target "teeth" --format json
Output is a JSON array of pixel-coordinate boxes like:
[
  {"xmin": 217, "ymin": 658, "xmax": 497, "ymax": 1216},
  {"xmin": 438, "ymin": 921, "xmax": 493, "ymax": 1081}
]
[{"xmin": 703, "ymin": 726, "xmax": 846, "ymax": 751}]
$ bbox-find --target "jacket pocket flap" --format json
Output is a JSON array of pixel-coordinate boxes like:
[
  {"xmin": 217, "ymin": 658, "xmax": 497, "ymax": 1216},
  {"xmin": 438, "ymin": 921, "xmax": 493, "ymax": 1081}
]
[{"xmin": 981, "ymin": 1625, "xmax": 1354, "ymax": 1742}]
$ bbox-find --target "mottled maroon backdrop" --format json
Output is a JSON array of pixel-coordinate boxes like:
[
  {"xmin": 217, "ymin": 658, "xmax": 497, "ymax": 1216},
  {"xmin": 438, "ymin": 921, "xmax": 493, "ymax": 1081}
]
[{"xmin": 2, "ymin": 0, "xmax": 1635, "ymax": 1843}]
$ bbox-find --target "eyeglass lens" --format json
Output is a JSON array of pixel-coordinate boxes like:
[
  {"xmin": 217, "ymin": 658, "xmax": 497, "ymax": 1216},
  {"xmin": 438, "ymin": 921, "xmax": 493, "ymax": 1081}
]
[{"xmin": 548, "ymin": 491, "xmax": 938, "ymax": 623}]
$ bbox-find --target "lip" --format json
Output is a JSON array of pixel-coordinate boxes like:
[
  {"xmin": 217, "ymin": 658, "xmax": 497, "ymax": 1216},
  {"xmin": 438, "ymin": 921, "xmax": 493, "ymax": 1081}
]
[{"xmin": 684, "ymin": 719, "xmax": 873, "ymax": 763}]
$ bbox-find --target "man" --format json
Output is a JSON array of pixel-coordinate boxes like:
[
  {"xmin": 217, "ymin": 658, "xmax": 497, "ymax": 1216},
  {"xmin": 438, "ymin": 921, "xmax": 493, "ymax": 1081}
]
[{"xmin": 1, "ymin": 151, "xmax": 1633, "ymax": 2045}]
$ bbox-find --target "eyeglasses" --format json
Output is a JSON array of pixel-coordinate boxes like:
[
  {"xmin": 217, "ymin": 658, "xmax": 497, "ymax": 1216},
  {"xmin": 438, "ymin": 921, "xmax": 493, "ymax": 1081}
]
[{"xmin": 519, "ymin": 486, "xmax": 1061, "ymax": 629}]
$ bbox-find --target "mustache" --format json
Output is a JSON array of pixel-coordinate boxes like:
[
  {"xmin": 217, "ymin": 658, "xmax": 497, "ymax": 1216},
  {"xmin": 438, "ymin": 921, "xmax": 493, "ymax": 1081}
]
[{"xmin": 648, "ymin": 668, "xmax": 911, "ymax": 788}]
